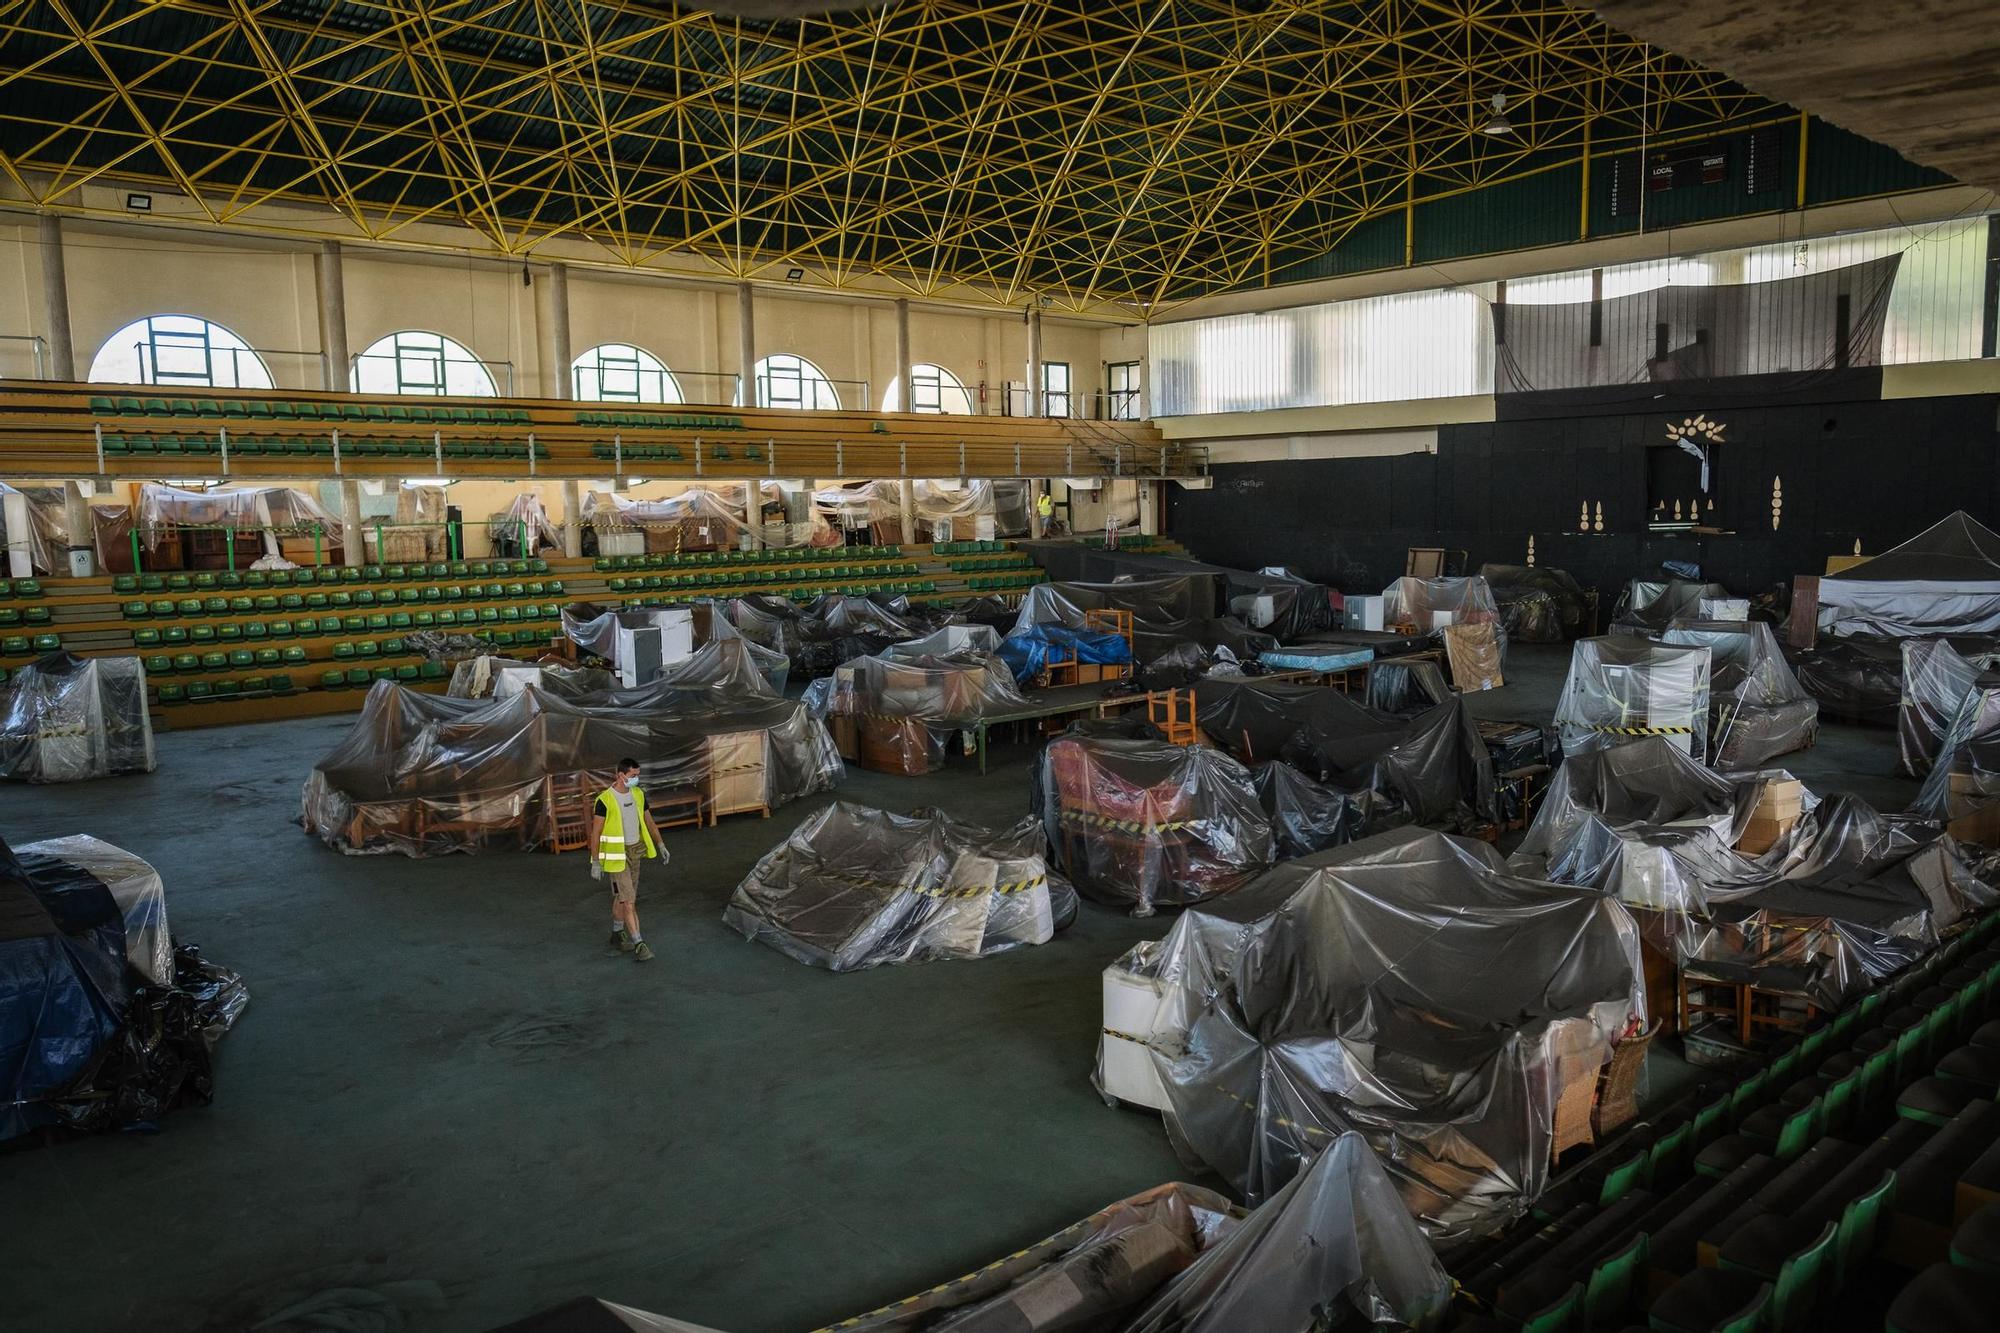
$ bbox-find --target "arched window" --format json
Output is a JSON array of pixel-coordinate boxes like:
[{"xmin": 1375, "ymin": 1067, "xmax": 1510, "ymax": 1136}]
[
  {"xmin": 88, "ymin": 315, "xmax": 273, "ymax": 389},
  {"xmin": 752, "ymin": 353, "xmax": 839, "ymax": 410},
  {"xmin": 351, "ymin": 330, "xmax": 497, "ymax": 396},
  {"xmin": 572, "ymin": 343, "xmax": 682, "ymax": 403},
  {"xmin": 883, "ymin": 363, "xmax": 973, "ymax": 414}
]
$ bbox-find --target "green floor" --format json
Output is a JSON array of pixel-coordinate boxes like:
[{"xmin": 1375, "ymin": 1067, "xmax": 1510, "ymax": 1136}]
[{"xmin": 0, "ymin": 643, "xmax": 1921, "ymax": 1332}]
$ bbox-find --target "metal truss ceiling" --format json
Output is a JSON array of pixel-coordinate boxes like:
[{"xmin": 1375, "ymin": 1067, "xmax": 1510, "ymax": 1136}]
[{"xmin": 0, "ymin": 0, "xmax": 1782, "ymax": 309}]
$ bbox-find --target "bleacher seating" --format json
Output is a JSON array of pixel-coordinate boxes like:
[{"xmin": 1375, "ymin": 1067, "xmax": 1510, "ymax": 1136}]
[{"xmin": 1443, "ymin": 908, "xmax": 2000, "ymax": 1333}]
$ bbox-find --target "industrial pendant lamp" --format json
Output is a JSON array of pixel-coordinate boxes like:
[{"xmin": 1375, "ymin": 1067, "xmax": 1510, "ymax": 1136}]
[{"xmin": 1483, "ymin": 93, "xmax": 1515, "ymax": 137}]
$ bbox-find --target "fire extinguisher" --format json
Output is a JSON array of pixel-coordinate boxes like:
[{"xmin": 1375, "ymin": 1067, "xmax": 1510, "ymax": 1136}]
[{"xmin": 977, "ymin": 379, "xmax": 988, "ymax": 408}]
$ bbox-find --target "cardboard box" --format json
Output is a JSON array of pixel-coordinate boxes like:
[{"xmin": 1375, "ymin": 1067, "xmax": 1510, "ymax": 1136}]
[
  {"xmin": 1736, "ymin": 813, "xmax": 1797, "ymax": 855},
  {"xmin": 1753, "ymin": 778, "xmax": 1805, "ymax": 820},
  {"xmin": 1947, "ymin": 772, "xmax": 2000, "ymax": 819},
  {"xmin": 1947, "ymin": 798, "xmax": 2000, "ymax": 848}
]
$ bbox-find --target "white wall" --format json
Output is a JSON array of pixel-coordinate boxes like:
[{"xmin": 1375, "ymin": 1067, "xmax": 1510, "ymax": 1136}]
[{"xmin": 0, "ymin": 214, "xmax": 1136, "ymax": 415}]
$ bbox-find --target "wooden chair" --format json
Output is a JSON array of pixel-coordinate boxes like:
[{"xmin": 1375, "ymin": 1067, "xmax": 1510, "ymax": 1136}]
[
  {"xmin": 544, "ymin": 771, "xmax": 594, "ymax": 854},
  {"xmin": 1553, "ymin": 1066, "xmax": 1598, "ymax": 1161},
  {"xmin": 1146, "ymin": 688, "xmax": 1200, "ymax": 746},
  {"xmin": 1594, "ymin": 1024, "xmax": 1657, "ymax": 1137}
]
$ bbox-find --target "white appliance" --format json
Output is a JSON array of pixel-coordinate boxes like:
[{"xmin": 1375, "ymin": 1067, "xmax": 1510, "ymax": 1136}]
[
  {"xmin": 1231, "ymin": 593, "xmax": 1278, "ymax": 628},
  {"xmin": 1700, "ymin": 597, "xmax": 1751, "ymax": 621},
  {"xmin": 1344, "ymin": 595, "xmax": 1386, "ymax": 631},
  {"xmin": 615, "ymin": 609, "xmax": 695, "ymax": 687},
  {"xmin": 1096, "ymin": 951, "xmax": 1171, "ymax": 1111}
]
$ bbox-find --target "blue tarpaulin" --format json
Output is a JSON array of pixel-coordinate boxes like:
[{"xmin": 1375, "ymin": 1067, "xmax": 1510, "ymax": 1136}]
[
  {"xmin": 997, "ymin": 624, "xmax": 1135, "ymax": 684},
  {"xmin": 0, "ymin": 835, "xmax": 127, "ymax": 1142}
]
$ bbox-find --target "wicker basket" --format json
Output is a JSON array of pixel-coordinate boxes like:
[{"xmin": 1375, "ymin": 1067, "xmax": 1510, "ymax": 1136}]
[
  {"xmin": 1592, "ymin": 1024, "xmax": 1657, "ymax": 1137},
  {"xmin": 1552, "ymin": 1066, "xmax": 1597, "ymax": 1162}
]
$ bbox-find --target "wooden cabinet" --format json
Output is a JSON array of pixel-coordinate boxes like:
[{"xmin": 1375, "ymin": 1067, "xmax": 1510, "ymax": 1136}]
[{"xmin": 705, "ymin": 730, "xmax": 769, "ymax": 818}]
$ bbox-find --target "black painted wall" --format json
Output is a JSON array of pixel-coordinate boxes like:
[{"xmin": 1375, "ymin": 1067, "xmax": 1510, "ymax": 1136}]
[{"xmin": 1166, "ymin": 378, "xmax": 2000, "ymax": 607}]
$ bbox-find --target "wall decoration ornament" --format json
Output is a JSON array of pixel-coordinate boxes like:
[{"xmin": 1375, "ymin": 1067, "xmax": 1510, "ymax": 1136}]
[
  {"xmin": 1666, "ymin": 413, "xmax": 1727, "ymax": 490},
  {"xmin": 1579, "ymin": 501, "xmax": 1590, "ymax": 533},
  {"xmin": 1771, "ymin": 476, "xmax": 1783, "ymax": 531},
  {"xmin": 1527, "ymin": 534, "xmax": 1536, "ymax": 566},
  {"xmin": 1593, "ymin": 500, "xmax": 1604, "ymax": 533}
]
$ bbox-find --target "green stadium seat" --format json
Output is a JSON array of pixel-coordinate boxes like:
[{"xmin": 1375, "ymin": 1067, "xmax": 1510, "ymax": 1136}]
[
  {"xmin": 134, "ymin": 629, "xmax": 162, "ymax": 647},
  {"xmin": 156, "ymin": 684, "xmax": 186, "ymax": 704},
  {"xmin": 228, "ymin": 649, "xmax": 255, "ymax": 669},
  {"xmin": 270, "ymin": 674, "xmax": 295, "ymax": 694},
  {"xmin": 292, "ymin": 617, "xmax": 318, "ymax": 636},
  {"xmin": 321, "ymin": 671, "xmax": 346, "ymax": 690},
  {"xmin": 216, "ymin": 623, "xmax": 242, "ymax": 642},
  {"xmin": 356, "ymin": 640, "xmax": 379, "ymax": 657},
  {"xmin": 255, "ymin": 648, "xmax": 281, "ymax": 667},
  {"xmin": 345, "ymin": 668, "xmax": 372, "ymax": 687},
  {"xmin": 243, "ymin": 621, "xmax": 268, "ymax": 640},
  {"xmin": 282, "ymin": 646, "xmax": 308, "ymax": 665}
]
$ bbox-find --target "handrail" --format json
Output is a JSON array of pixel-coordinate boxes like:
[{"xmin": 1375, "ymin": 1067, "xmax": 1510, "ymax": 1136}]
[{"xmin": 0, "ymin": 334, "xmax": 48, "ymax": 380}]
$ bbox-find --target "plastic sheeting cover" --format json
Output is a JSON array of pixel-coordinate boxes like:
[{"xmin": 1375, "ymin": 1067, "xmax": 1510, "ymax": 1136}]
[
  {"xmin": 723, "ymin": 803, "xmax": 1074, "ymax": 971},
  {"xmin": 996, "ymin": 623, "xmax": 1135, "ymax": 684},
  {"xmin": 302, "ymin": 677, "xmax": 842, "ymax": 856},
  {"xmin": 1480, "ymin": 564, "xmax": 1592, "ymax": 643},
  {"xmin": 1197, "ymin": 679, "xmax": 1497, "ymax": 829},
  {"xmin": 1381, "ymin": 575, "xmax": 1504, "ymax": 640},
  {"xmin": 1553, "ymin": 636, "xmax": 1713, "ymax": 763},
  {"xmin": 20, "ymin": 834, "xmax": 172, "ymax": 985},
  {"xmin": 1143, "ymin": 827, "xmax": 1643, "ymax": 1241},
  {"xmin": 0, "ymin": 652, "xmax": 156, "ymax": 782},
  {"xmin": 1035, "ymin": 732, "xmax": 1274, "ymax": 916},
  {"xmin": 1013, "ymin": 578, "xmax": 1277, "ymax": 675},
  {"xmin": 1820, "ymin": 511, "xmax": 2000, "ymax": 638},
  {"xmin": 1793, "ymin": 635, "xmax": 1911, "ymax": 726},
  {"xmin": 803, "ymin": 651, "xmax": 1027, "ymax": 725},
  {"xmin": 1662, "ymin": 620, "xmax": 1819, "ymax": 766},
  {"xmin": 1899, "ymin": 638, "xmax": 2000, "ymax": 779},
  {"xmin": 1612, "ymin": 578, "xmax": 1743, "ymax": 633}
]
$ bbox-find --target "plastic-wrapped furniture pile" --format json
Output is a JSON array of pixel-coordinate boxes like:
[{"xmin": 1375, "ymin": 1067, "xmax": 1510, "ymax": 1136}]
[
  {"xmin": 1660, "ymin": 619, "xmax": 1819, "ymax": 765},
  {"xmin": 1033, "ymin": 727, "xmax": 1274, "ymax": 916},
  {"xmin": 1553, "ymin": 636, "xmax": 1714, "ymax": 763},
  {"xmin": 1101, "ymin": 827, "xmax": 1644, "ymax": 1243},
  {"xmin": 802, "ymin": 649, "xmax": 1027, "ymax": 774},
  {"xmin": 1, "ymin": 833, "xmax": 246, "ymax": 1143},
  {"xmin": 0, "ymin": 652, "xmax": 156, "ymax": 782},
  {"xmin": 724, "ymin": 802, "xmax": 1075, "ymax": 970},
  {"xmin": 302, "ymin": 662, "xmax": 841, "ymax": 856}
]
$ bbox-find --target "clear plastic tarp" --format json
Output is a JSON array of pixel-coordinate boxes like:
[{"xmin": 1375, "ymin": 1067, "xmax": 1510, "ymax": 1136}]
[
  {"xmin": 490, "ymin": 491, "xmax": 563, "ymax": 553},
  {"xmin": 723, "ymin": 803, "xmax": 1074, "ymax": 970},
  {"xmin": 1553, "ymin": 635, "xmax": 1714, "ymax": 763},
  {"xmin": 730, "ymin": 593, "xmax": 934, "ymax": 679},
  {"xmin": 1014, "ymin": 578, "xmax": 1277, "ymax": 676},
  {"xmin": 1912, "ymin": 666, "xmax": 2000, "ymax": 820},
  {"xmin": 803, "ymin": 650, "xmax": 1029, "ymax": 774},
  {"xmin": 1517, "ymin": 739, "xmax": 1998, "ymax": 1008},
  {"xmin": 1130, "ymin": 827, "xmax": 1644, "ymax": 1242},
  {"xmin": 135, "ymin": 482, "xmax": 338, "ymax": 558},
  {"xmin": 2, "ymin": 832, "xmax": 246, "ymax": 1143},
  {"xmin": 996, "ymin": 623, "xmax": 1136, "ymax": 684},
  {"xmin": 1033, "ymin": 731, "xmax": 1274, "ymax": 916},
  {"xmin": 1819, "ymin": 511, "xmax": 2000, "ymax": 638},
  {"xmin": 1899, "ymin": 637, "xmax": 2000, "ymax": 779},
  {"xmin": 19, "ymin": 834, "xmax": 172, "ymax": 985},
  {"xmin": 1195, "ymin": 679, "xmax": 1496, "ymax": 829},
  {"xmin": 585, "ymin": 486, "xmax": 753, "ymax": 548},
  {"xmin": 882, "ymin": 624, "xmax": 1004, "ymax": 660},
  {"xmin": 1793, "ymin": 635, "xmax": 1910, "ymax": 726},
  {"xmin": 0, "ymin": 652, "xmax": 156, "ymax": 783},
  {"xmin": 1662, "ymin": 619, "xmax": 1819, "ymax": 765},
  {"xmin": 301, "ymin": 676, "xmax": 842, "ymax": 856},
  {"xmin": 1381, "ymin": 574, "xmax": 1505, "ymax": 645},
  {"xmin": 0, "ymin": 481, "xmax": 61, "ymax": 573},
  {"xmin": 1479, "ymin": 564, "xmax": 1592, "ymax": 643},
  {"xmin": 1611, "ymin": 578, "xmax": 1745, "ymax": 633}
]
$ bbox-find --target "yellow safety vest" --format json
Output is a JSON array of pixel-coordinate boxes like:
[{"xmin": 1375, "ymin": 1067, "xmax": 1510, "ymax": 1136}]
[
  {"xmin": 1036, "ymin": 494, "xmax": 1054, "ymax": 516},
  {"xmin": 595, "ymin": 787, "xmax": 657, "ymax": 870}
]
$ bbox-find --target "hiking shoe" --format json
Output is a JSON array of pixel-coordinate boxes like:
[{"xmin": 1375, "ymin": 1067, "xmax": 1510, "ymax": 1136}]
[
  {"xmin": 610, "ymin": 928, "xmax": 632, "ymax": 952},
  {"xmin": 632, "ymin": 941, "xmax": 654, "ymax": 962}
]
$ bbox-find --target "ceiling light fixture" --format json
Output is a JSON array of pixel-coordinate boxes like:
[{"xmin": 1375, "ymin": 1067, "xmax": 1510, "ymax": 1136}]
[
  {"xmin": 1483, "ymin": 93, "xmax": 1514, "ymax": 137},
  {"xmin": 785, "ymin": 267, "xmax": 805, "ymax": 283},
  {"xmin": 125, "ymin": 192, "xmax": 152, "ymax": 212}
]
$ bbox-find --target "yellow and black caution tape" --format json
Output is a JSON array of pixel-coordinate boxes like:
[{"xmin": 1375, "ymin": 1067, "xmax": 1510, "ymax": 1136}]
[
  {"xmin": 1590, "ymin": 724, "xmax": 1693, "ymax": 737},
  {"xmin": 1058, "ymin": 809, "xmax": 1194, "ymax": 835}
]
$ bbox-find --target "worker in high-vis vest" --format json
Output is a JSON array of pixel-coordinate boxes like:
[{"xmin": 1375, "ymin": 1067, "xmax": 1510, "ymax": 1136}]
[
  {"xmin": 591, "ymin": 757, "xmax": 668, "ymax": 962},
  {"xmin": 1036, "ymin": 489, "xmax": 1055, "ymax": 537}
]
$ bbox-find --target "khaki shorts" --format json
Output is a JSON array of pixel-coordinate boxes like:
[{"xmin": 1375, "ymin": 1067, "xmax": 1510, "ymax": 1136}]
[{"xmin": 608, "ymin": 842, "xmax": 643, "ymax": 903}]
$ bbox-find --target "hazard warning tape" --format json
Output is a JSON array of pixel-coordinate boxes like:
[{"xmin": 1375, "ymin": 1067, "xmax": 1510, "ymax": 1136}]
[
  {"xmin": 1589, "ymin": 724, "xmax": 1694, "ymax": 737},
  {"xmin": 1058, "ymin": 809, "xmax": 1194, "ymax": 835}
]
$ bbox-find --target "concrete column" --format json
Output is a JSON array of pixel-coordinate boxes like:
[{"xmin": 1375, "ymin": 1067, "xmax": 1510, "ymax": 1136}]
[
  {"xmin": 339, "ymin": 478, "xmax": 364, "ymax": 569},
  {"xmin": 1137, "ymin": 481, "xmax": 1161, "ymax": 537},
  {"xmin": 737, "ymin": 281, "xmax": 757, "ymax": 408},
  {"xmin": 898, "ymin": 480, "xmax": 916, "ymax": 547},
  {"xmin": 893, "ymin": 298, "xmax": 912, "ymax": 412},
  {"xmin": 38, "ymin": 215, "xmax": 75, "ymax": 381},
  {"xmin": 561, "ymin": 479, "xmax": 583, "ymax": 558},
  {"xmin": 546, "ymin": 262, "xmax": 574, "ymax": 399},
  {"xmin": 315, "ymin": 241, "xmax": 349, "ymax": 391},
  {"xmin": 61, "ymin": 481, "xmax": 93, "ymax": 576},
  {"xmin": 1026, "ymin": 306, "xmax": 1043, "ymax": 416}
]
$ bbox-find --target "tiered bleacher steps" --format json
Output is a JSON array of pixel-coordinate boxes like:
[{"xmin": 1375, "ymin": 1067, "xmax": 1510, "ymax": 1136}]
[
  {"xmin": 0, "ymin": 540, "xmax": 1053, "ymax": 727},
  {"xmin": 0, "ymin": 381, "xmax": 1191, "ymax": 481},
  {"xmin": 1443, "ymin": 908, "xmax": 2000, "ymax": 1333}
]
